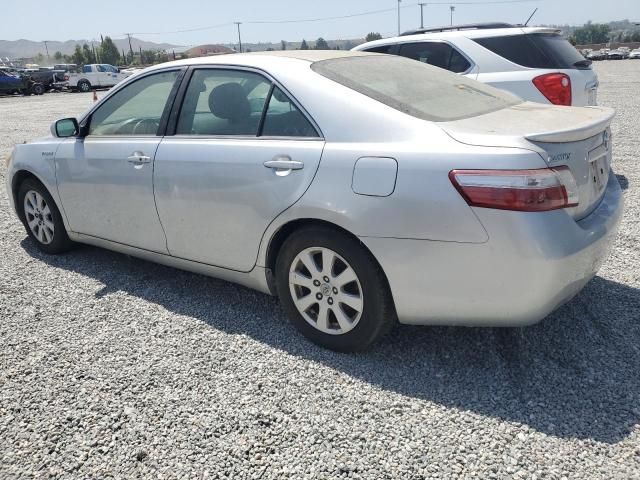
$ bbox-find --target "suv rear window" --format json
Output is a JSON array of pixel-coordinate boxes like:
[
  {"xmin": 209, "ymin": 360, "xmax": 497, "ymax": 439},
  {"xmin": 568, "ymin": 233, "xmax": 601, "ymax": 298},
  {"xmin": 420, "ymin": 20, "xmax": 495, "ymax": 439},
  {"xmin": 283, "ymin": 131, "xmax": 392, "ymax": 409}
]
[
  {"xmin": 311, "ymin": 55, "xmax": 521, "ymax": 122},
  {"xmin": 473, "ymin": 33, "xmax": 590, "ymax": 69}
]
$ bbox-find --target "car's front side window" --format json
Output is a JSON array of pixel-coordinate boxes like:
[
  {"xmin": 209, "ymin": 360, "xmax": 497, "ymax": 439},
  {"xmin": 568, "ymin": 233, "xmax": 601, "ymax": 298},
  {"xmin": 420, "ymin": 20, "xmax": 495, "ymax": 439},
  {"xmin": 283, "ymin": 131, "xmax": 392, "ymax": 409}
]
[
  {"xmin": 88, "ymin": 70, "xmax": 181, "ymax": 136},
  {"xmin": 176, "ymin": 69, "xmax": 272, "ymax": 136}
]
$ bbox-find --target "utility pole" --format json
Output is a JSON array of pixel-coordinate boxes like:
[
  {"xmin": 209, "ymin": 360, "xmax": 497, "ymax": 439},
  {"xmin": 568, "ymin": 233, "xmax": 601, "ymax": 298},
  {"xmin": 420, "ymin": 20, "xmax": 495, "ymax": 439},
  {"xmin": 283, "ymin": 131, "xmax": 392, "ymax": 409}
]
[
  {"xmin": 419, "ymin": 3, "xmax": 427, "ymax": 29},
  {"xmin": 126, "ymin": 33, "xmax": 134, "ymax": 63},
  {"xmin": 43, "ymin": 41, "xmax": 50, "ymax": 59},
  {"xmin": 450, "ymin": 6, "xmax": 455, "ymax": 26},
  {"xmin": 397, "ymin": 0, "xmax": 402, "ymax": 36},
  {"xmin": 234, "ymin": 22, "xmax": 243, "ymax": 53}
]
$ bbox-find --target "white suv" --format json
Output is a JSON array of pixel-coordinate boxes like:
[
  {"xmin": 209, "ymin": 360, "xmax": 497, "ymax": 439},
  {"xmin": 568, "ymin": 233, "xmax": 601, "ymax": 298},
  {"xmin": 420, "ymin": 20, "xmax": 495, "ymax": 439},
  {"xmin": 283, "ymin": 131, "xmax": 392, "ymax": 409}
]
[{"xmin": 353, "ymin": 23, "xmax": 598, "ymax": 106}]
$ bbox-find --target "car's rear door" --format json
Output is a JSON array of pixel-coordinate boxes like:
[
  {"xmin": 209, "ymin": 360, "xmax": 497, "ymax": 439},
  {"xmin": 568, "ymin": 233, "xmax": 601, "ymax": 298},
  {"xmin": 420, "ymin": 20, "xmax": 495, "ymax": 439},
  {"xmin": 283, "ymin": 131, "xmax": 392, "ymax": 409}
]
[
  {"xmin": 154, "ymin": 67, "xmax": 324, "ymax": 272},
  {"xmin": 55, "ymin": 69, "xmax": 184, "ymax": 252}
]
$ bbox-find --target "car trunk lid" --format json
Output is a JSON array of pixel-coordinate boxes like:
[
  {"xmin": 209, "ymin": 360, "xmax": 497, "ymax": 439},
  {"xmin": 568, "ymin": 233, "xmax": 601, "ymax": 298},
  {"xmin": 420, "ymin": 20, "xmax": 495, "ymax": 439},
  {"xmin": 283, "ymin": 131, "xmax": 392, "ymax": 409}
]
[{"xmin": 439, "ymin": 102, "xmax": 615, "ymax": 220}]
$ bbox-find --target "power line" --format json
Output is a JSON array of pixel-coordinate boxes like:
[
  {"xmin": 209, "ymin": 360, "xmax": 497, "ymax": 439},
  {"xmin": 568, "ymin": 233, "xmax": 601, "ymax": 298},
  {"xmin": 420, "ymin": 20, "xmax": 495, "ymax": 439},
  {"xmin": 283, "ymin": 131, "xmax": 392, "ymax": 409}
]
[{"xmin": 126, "ymin": 0, "xmax": 539, "ymax": 36}]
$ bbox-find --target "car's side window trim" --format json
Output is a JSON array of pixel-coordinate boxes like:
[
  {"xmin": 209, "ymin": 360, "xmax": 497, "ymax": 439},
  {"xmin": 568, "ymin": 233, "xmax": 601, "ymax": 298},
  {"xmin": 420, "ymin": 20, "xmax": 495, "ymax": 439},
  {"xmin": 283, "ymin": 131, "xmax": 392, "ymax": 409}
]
[
  {"xmin": 165, "ymin": 64, "xmax": 324, "ymax": 140},
  {"xmin": 79, "ymin": 67, "xmax": 187, "ymax": 138},
  {"xmin": 256, "ymin": 83, "xmax": 275, "ymax": 137}
]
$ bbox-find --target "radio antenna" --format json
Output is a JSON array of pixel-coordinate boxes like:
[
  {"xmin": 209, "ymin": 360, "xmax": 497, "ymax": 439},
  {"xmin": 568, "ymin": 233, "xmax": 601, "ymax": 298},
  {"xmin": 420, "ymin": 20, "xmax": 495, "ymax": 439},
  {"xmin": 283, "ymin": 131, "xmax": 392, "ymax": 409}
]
[{"xmin": 524, "ymin": 8, "xmax": 538, "ymax": 26}]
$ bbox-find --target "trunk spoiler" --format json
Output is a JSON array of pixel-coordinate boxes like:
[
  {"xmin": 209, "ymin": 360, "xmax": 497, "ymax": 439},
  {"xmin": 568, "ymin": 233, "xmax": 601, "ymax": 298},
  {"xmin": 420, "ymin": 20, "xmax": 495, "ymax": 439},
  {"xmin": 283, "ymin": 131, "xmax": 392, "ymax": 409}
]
[{"xmin": 525, "ymin": 107, "xmax": 615, "ymax": 143}]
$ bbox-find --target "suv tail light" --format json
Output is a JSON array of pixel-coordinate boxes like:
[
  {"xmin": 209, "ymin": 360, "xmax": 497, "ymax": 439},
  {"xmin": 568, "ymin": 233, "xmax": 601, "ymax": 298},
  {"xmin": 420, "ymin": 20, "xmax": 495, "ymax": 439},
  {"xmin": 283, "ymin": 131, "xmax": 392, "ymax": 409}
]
[
  {"xmin": 63, "ymin": 74, "xmax": 69, "ymax": 81},
  {"xmin": 449, "ymin": 167, "xmax": 579, "ymax": 212},
  {"xmin": 533, "ymin": 73, "xmax": 572, "ymax": 106}
]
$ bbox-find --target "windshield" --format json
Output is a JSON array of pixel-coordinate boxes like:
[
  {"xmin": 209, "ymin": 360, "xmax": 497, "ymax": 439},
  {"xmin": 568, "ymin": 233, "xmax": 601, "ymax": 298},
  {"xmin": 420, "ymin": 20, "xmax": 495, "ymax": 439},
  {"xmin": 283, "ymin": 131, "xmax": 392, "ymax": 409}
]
[{"xmin": 311, "ymin": 55, "xmax": 521, "ymax": 122}]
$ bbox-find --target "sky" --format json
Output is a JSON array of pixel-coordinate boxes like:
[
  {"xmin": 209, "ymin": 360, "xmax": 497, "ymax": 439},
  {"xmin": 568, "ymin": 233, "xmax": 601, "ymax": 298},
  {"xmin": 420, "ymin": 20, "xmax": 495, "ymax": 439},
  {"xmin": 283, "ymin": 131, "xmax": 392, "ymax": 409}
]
[{"xmin": 3, "ymin": 0, "xmax": 639, "ymax": 46}]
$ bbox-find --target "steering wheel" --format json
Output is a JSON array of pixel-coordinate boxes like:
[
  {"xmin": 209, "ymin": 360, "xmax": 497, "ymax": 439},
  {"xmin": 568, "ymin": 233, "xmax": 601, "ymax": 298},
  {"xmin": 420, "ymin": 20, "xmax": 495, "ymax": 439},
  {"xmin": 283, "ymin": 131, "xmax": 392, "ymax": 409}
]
[{"xmin": 132, "ymin": 118, "xmax": 160, "ymax": 135}]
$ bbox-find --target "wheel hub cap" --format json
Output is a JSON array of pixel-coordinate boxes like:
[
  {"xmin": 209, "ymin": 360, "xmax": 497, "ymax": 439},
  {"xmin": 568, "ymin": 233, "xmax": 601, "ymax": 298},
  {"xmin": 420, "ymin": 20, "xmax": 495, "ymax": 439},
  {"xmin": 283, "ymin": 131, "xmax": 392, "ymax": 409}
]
[
  {"xmin": 23, "ymin": 190, "xmax": 54, "ymax": 245},
  {"xmin": 289, "ymin": 247, "xmax": 364, "ymax": 335}
]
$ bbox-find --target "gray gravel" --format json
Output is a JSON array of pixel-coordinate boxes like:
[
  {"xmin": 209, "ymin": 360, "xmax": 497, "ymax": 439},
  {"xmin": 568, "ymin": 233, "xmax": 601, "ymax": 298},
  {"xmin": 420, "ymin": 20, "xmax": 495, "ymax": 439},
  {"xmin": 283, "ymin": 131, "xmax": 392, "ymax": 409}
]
[{"xmin": 1, "ymin": 64, "xmax": 640, "ymax": 479}]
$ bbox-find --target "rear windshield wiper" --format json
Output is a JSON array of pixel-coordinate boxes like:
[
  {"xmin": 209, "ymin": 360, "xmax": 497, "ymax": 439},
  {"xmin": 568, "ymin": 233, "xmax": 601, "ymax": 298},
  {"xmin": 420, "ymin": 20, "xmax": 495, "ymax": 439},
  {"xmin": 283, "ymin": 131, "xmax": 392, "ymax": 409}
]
[{"xmin": 573, "ymin": 59, "xmax": 592, "ymax": 68}]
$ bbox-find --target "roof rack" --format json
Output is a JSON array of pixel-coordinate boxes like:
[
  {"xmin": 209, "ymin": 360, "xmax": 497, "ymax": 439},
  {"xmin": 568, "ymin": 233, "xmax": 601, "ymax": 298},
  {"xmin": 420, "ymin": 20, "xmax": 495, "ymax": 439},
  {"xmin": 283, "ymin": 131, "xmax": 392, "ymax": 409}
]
[{"xmin": 400, "ymin": 22, "xmax": 521, "ymax": 36}]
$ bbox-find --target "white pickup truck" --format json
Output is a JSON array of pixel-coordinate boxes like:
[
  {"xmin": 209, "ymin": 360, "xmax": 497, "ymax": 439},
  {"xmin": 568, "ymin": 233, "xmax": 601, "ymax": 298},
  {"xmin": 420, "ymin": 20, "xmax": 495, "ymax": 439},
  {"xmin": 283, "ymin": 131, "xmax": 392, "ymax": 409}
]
[{"xmin": 66, "ymin": 64, "xmax": 131, "ymax": 92}]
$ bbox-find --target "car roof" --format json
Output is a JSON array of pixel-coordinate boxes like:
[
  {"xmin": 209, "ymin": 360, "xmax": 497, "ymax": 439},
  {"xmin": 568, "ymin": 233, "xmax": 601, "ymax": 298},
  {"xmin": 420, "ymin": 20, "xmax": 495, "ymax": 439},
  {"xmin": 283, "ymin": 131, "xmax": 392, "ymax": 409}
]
[
  {"xmin": 355, "ymin": 25, "xmax": 561, "ymax": 49},
  {"xmin": 143, "ymin": 50, "xmax": 375, "ymax": 73}
]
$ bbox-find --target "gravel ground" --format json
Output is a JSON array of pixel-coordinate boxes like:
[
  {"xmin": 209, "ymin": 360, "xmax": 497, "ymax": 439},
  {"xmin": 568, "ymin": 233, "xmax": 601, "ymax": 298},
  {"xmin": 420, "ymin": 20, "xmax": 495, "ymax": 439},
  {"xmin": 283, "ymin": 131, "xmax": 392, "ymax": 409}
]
[{"xmin": 1, "ymin": 63, "xmax": 639, "ymax": 479}]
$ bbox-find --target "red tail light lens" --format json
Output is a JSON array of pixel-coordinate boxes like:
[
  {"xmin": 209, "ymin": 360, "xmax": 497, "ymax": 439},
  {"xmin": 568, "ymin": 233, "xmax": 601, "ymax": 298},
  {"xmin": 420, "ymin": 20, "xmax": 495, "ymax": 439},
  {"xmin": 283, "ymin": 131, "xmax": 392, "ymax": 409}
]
[
  {"xmin": 449, "ymin": 167, "xmax": 579, "ymax": 212},
  {"xmin": 64, "ymin": 74, "xmax": 69, "ymax": 81},
  {"xmin": 533, "ymin": 73, "xmax": 572, "ymax": 106}
]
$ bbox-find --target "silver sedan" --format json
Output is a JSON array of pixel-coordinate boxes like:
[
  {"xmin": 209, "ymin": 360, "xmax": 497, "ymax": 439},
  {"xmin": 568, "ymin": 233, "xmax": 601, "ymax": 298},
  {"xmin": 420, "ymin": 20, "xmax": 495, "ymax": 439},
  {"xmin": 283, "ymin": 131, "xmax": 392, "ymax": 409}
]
[{"xmin": 6, "ymin": 51, "xmax": 623, "ymax": 351}]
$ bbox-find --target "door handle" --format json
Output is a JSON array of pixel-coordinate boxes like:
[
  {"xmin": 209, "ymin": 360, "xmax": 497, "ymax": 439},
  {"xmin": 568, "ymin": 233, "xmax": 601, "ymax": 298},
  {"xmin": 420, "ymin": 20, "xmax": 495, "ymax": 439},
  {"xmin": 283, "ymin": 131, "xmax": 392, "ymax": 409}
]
[
  {"xmin": 263, "ymin": 157, "xmax": 304, "ymax": 172},
  {"xmin": 127, "ymin": 152, "xmax": 151, "ymax": 165}
]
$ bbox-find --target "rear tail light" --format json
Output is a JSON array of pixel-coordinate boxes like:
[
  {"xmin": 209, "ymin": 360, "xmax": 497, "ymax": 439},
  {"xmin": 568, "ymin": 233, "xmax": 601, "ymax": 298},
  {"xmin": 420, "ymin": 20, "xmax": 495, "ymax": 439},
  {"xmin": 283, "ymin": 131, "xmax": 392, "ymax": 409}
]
[
  {"xmin": 533, "ymin": 73, "xmax": 572, "ymax": 106},
  {"xmin": 449, "ymin": 167, "xmax": 579, "ymax": 212},
  {"xmin": 64, "ymin": 74, "xmax": 69, "ymax": 81}
]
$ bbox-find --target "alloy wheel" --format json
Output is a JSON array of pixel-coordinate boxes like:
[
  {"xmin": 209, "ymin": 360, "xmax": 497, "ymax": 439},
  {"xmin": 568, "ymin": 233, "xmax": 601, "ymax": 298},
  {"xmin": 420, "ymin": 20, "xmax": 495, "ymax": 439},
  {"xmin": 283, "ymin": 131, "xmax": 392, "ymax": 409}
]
[
  {"xmin": 23, "ymin": 190, "xmax": 54, "ymax": 245},
  {"xmin": 289, "ymin": 247, "xmax": 364, "ymax": 335}
]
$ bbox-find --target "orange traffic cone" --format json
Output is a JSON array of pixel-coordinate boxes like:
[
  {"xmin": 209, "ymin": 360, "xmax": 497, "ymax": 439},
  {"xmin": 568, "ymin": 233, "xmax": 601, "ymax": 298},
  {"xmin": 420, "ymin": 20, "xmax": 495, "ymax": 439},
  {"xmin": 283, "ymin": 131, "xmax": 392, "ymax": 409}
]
[{"xmin": 92, "ymin": 90, "xmax": 98, "ymax": 102}]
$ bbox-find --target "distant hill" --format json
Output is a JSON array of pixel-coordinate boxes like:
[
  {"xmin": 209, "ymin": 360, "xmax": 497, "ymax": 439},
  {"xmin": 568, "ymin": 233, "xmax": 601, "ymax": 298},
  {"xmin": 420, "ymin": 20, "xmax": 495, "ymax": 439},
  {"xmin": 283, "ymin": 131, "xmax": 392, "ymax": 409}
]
[{"xmin": 0, "ymin": 37, "xmax": 180, "ymax": 59}]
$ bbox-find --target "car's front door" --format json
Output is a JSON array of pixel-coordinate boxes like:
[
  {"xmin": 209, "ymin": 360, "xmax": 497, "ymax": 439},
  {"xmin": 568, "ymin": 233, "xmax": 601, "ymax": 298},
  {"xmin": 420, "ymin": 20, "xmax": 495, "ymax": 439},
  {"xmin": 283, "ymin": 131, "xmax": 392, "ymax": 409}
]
[
  {"xmin": 55, "ymin": 69, "xmax": 183, "ymax": 252},
  {"xmin": 154, "ymin": 67, "xmax": 325, "ymax": 271}
]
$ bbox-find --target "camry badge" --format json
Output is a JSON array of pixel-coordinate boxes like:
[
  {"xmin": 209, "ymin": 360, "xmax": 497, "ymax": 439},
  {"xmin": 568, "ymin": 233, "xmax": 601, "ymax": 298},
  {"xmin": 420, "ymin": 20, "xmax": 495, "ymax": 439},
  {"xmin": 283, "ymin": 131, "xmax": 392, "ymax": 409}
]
[{"xmin": 550, "ymin": 152, "xmax": 571, "ymax": 162}]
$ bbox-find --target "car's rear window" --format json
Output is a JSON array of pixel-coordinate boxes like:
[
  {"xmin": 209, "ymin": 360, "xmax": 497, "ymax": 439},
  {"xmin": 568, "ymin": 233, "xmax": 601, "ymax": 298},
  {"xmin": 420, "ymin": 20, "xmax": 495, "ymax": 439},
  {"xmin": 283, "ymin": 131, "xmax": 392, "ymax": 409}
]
[
  {"xmin": 311, "ymin": 55, "xmax": 521, "ymax": 122},
  {"xmin": 473, "ymin": 33, "xmax": 590, "ymax": 69}
]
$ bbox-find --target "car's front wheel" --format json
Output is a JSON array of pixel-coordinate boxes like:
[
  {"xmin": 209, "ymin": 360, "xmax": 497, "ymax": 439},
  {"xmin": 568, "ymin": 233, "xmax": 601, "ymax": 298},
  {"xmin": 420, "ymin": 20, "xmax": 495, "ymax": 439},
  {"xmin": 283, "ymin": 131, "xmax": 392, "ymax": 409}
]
[
  {"xmin": 276, "ymin": 226, "xmax": 395, "ymax": 351},
  {"xmin": 77, "ymin": 80, "xmax": 91, "ymax": 92},
  {"xmin": 18, "ymin": 179, "xmax": 73, "ymax": 254}
]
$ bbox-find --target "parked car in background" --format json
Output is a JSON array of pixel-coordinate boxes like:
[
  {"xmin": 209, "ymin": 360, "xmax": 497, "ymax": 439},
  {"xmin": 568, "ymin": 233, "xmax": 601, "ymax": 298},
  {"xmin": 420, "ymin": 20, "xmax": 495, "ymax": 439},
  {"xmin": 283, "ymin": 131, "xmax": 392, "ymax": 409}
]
[
  {"xmin": 587, "ymin": 50, "xmax": 607, "ymax": 61},
  {"xmin": 353, "ymin": 23, "xmax": 599, "ymax": 106},
  {"xmin": 23, "ymin": 67, "xmax": 67, "ymax": 91},
  {"xmin": 66, "ymin": 64, "xmax": 130, "ymax": 92},
  {"xmin": 607, "ymin": 49, "xmax": 628, "ymax": 60},
  {"xmin": 0, "ymin": 69, "xmax": 45, "ymax": 95},
  {"xmin": 629, "ymin": 49, "xmax": 640, "ymax": 59},
  {"xmin": 5, "ymin": 51, "xmax": 623, "ymax": 351}
]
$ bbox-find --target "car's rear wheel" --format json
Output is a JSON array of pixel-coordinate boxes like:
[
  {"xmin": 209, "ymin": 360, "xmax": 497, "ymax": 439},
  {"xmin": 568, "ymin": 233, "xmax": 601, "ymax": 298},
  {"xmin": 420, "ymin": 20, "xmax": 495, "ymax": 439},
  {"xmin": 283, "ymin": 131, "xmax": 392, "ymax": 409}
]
[
  {"xmin": 77, "ymin": 80, "xmax": 91, "ymax": 92},
  {"xmin": 275, "ymin": 226, "xmax": 395, "ymax": 351},
  {"xmin": 18, "ymin": 179, "xmax": 73, "ymax": 254}
]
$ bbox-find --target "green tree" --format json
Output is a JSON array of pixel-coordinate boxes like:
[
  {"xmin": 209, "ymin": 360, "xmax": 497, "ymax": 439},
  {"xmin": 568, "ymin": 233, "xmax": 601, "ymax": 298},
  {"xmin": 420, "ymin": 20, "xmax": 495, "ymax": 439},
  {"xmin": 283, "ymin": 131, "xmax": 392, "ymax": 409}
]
[
  {"xmin": 572, "ymin": 22, "xmax": 611, "ymax": 45},
  {"xmin": 314, "ymin": 37, "xmax": 329, "ymax": 50},
  {"xmin": 71, "ymin": 44, "xmax": 85, "ymax": 65},
  {"xmin": 34, "ymin": 53, "xmax": 45, "ymax": 64},
  {"xmin": 281, "ymin": 40, "xmax": 287, "ymax": 50},
  {"xmin": 99, "ymin": 36, "xmax": 120, "ymax": 65},
  {"xmin": 365, "ymin": 32, "xmax": 383, "ymax": 42},
  {"xmin": 300, "ymin": 39, "xmax": 309, "ymax": 50},
  {"xmin": 54, "ymin": 51, "xmax": 63, "ymax": 61},
  {"xmin": 82, "ymin": 44, "xmax": 96, "ymax": 64}
]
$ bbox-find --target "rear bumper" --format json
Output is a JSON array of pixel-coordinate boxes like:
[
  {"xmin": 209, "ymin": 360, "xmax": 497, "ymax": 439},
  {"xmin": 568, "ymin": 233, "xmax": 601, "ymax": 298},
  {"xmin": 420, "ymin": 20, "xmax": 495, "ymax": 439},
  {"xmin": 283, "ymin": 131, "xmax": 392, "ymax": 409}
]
[{"xmin": 361, "ymin": 171, "xmax": 623, "ymax": 326}]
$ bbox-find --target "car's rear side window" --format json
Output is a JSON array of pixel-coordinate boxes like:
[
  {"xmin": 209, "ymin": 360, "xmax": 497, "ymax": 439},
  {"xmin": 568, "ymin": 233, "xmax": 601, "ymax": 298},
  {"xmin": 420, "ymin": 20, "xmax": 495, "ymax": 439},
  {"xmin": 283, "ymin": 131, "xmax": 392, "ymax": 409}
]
[
  {"xmin": 473, "ymin": 33, "xmax": 589, "ymax": 69},
  {"xmin": 398, "ymin": 42, "xmax": 471, "ymax": 73},
  {"xmin": 311, "ymin": 55, "xmax": 520, "ymax": 122},
  {"xmin": 363, "ymin": 45, "xmax": 395, "ymax": 54}
]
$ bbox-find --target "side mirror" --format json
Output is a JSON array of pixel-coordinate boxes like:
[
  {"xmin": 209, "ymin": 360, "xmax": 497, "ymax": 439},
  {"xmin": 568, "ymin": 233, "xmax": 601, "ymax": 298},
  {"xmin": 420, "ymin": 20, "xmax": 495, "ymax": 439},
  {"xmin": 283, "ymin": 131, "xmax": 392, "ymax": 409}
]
[{"xmin": 52, "ymin": 118, "xmax": 79, "ymax": 138}]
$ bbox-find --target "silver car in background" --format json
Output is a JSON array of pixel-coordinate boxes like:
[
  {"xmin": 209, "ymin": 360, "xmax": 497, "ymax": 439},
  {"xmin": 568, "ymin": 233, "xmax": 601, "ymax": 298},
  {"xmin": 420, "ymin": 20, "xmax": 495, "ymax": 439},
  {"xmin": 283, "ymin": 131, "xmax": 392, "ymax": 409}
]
[{"xmin": 6, "ymin": 51, "xmax": 623, "ymax": 351}]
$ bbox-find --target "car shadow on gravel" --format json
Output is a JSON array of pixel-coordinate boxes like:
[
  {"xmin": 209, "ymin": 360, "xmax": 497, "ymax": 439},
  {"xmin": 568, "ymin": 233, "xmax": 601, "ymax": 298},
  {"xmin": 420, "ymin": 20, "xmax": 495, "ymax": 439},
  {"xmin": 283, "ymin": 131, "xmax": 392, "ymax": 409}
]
[{"xmin": 22, "ymin": 239, "xmax": 640, "ymax": 444}]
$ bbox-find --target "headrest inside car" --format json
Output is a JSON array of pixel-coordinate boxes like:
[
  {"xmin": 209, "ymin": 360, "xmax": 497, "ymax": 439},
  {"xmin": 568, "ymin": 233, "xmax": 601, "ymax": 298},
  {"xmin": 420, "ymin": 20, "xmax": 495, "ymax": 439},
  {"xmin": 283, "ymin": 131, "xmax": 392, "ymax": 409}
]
[{"xmin": 209, "ymin": 83, "xmax": 250, "ymax": 123}]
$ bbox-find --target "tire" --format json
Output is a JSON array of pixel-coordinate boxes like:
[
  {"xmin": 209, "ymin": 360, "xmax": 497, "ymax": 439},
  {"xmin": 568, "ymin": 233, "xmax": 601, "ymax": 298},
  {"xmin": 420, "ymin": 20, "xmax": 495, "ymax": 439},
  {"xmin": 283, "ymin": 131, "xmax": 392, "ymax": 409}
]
[
  {"xmin": 275, "ymin": 226, "xmax": 395, "ymax": 352},
  {"xmin": 77, "ymin": 80, "xmax": 91, "ymax": 93},
  {"xmin": 31, "ymin": 83, "xmax": 45, "ymax": 95},
  {"xmin": 18, "ymin": 178, "xmax": 73, "ymax": 254}
]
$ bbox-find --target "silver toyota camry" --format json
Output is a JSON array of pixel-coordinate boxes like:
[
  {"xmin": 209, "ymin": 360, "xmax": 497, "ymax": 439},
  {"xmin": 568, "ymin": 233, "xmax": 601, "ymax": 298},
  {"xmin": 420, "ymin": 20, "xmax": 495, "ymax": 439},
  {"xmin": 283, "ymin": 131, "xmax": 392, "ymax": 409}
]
[{"xmin": 6, "ymin": 51, "xmax": 623, "ymax": 351}]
